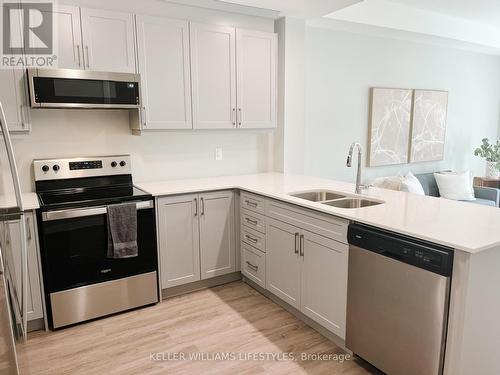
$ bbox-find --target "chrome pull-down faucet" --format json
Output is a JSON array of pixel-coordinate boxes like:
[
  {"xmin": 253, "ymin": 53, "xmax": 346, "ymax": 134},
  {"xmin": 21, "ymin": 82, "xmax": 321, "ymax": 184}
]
[{"xmin": 347, "ymin": 142, "xmax": 365, "ymax": 194}]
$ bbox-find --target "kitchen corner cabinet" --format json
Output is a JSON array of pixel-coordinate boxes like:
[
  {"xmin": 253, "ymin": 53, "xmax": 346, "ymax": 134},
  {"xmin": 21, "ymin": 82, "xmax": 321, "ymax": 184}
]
[
  {"xmin": 3, "ymin": 212, "xmax": 44, "ymax": 322},
  {"xmin": 136, "ymin": 16, "xmax": 192, "ymax": 130},
  {"xmin": 158, "ymin": 191, "xmax": 235, "ymax": 290},
  {"xmin": 54, "ymin": 6, "xmax": 136, "ymax": 73}
]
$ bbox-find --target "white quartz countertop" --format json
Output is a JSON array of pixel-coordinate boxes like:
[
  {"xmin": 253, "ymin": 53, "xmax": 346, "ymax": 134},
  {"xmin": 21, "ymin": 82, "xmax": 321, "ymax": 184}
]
[
  {"xmin": 0, "ymin": 192, "xmax": 40, "ymax": 211},
  {"xmin": 136, "ymin": 173, "xmax": 500, "ymax": 254}
]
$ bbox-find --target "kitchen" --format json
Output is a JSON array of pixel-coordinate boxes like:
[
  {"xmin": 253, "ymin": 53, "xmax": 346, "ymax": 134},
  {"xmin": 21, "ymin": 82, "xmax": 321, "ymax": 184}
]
[{"xmin": 1, "ymin": 1, "xmax": 500, "ymax": 375}]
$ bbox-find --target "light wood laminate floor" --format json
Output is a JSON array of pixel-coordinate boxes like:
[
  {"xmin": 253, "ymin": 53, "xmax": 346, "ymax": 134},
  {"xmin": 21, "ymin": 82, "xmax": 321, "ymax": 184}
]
[{"xmin": 18, "ymin": 281, "xmax": 382, "ymax": 375}]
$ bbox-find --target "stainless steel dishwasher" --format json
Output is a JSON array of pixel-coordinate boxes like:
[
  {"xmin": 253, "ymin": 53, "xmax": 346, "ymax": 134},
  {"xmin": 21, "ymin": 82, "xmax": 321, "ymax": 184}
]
[{"xmin": 346, "ymin": 223, "xmax": 453, "ymax": 375}]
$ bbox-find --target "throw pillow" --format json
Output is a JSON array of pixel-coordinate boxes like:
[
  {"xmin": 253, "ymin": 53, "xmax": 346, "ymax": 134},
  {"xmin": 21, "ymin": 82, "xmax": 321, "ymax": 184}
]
[
  {"xmin": 434, "ymin": 171, "xmax": 475, "ymax": 201},
  {"xmin": 400, "ymin": 172, "xmax": 425, "ymax": 195}
]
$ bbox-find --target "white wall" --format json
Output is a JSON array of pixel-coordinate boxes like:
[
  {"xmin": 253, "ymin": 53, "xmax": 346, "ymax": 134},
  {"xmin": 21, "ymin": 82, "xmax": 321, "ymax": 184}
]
[
  {"xmin": 304, "ymin": 26, "xmax": 500, "ymax": 184},
  {"xmin": 4, "ymin": 110, "xmax": 272, "ymax": 192},
  {"xmin": 274, "ymin": 17, "xmax": 306, "ymax": 173}
]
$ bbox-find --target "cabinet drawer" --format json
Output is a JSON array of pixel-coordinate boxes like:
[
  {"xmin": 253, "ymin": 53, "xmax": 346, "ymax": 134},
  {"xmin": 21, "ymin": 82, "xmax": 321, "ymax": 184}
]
[
  {"xmin": 241, "ymin": 209, "xmax": 266, "ymax": 234},
  {"xmin": 266, "ymin": 200, "xmax": 348, "ymax": 244},
  {"xmin": 242, "ymin": 243, "xmax": 266, "ymax": 288},
  {"xmin": 241, "ymin": 225, "xmax": 266, "ymax": 252},
  {"xmin": 240, "ymin": 192, "xmax": 266, "ymax": 214}
]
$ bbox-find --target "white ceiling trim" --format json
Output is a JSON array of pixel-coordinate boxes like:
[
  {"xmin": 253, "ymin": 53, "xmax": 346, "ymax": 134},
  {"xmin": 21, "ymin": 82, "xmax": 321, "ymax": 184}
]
[
  {"xmin": 308, "ymin": 17, "xmax": 500, "ymax": 56},
  {"xmin": 324, "ymin": 0, "xmax": 500, "ymax": 50}
]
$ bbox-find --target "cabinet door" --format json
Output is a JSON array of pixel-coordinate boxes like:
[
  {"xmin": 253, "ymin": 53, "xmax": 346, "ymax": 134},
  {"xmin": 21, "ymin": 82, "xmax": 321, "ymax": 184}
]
[
  {"xmin": 25, "ymin": 214, "xmax": 44, "ymax": 321},
  {"xmin": 50, "ymin": 5, "xmax": 83, "ymax": 69},
  {"xmin": 4, "ymin": 213, "xmax": 43, "ymax": 323},
  {"xmin": 136, "ymin": 15, "xmax": 192, "ymax": 129},
  {"xmin": 158, "ymin": 195, "xmax": 200, "ymax": 289},
  {"xmin": 0, "ymin": 10, "xmax": 29, "ymax": 132},
  {"xmin": 301, "ymin": 231, "xmax": 348, "ymax": 338},
  {"xmin": 80, "ymin": 8, "xmax": 136, "ymax": 73},
  {"xmin": 190, "ymin": 23, "xmax": 236, "ymax": 129},
  {"xmin": 0, "ymin": 69, "xmax": 29, "ymax": 132},
  {"xmin": 199, "ymin": 191, "xmax": 235, "ymax": 279},
  {"xmin": 236, "ymin": 29, "xmax": 277, "ymax": 128},
  {"xmin": 266, "ymin": 218, "xmax": 301, "ymax": 309}
]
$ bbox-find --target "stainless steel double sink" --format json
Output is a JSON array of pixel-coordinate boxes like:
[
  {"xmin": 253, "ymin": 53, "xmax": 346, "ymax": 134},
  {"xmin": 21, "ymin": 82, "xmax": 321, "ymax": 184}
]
[{"xmin": 289, "ymin": 190, "xmax": 384, "ymax": 209}]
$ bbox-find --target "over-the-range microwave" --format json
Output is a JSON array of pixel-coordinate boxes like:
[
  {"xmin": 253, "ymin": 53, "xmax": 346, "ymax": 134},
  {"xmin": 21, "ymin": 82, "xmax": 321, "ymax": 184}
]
[{"xmin": 27, "ymin": 68, "xmax": 141, "ymax": 109}]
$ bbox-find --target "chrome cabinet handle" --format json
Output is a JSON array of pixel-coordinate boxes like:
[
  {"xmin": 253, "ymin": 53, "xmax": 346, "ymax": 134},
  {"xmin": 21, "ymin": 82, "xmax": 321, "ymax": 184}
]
[
  {"xmin": 294, "ymin": 232, "xmax": 299, "ymax": 254},
  {"xmin": 245, "ymin": 234, "xmax": 258, "ymax": 243},
  {"xmin": 194, "ymin": 198, "xmax": 198, "ymax": 217},
  {"xmin": 19, "ymin": 105, "xmax": 25, "ymax": 128},
  {"xmin": 238, "ymin": 108, "xmax": 242, "ymax": 127},
  {"xmin": 245, "ymin": 217, "xmax": 258, "ymax": 226},
  {"xmin": 201, "ymin": 197, "xmax": 205, "ymax": 216},
  {"xmin": 246, "ymin": 261, "xmax": 258, "ymax": 272},
  {"xmin": 245, "ymin": 200, "xmax": 258, "ymax": 208},
  {"xmin": 232, "ymin": 108, "xmax": 236, "ymax": 127},
  {"xmin": 299, "ymin": 234, "xmax": 304, "ymax": 257},
  {"xmin": 85, "ymin": 46, "xmax": 90, "ymax": 68},
  {"xmin": 76, "ymin": 45, "xmax": 81, "ymax": 67},
  {"xmin": 141, "ymin": 107, "xmax": 147, "ymax": 127},
  {"xmin": 26, "ymin": 216, "xmax": 31, "ymax": 241}
]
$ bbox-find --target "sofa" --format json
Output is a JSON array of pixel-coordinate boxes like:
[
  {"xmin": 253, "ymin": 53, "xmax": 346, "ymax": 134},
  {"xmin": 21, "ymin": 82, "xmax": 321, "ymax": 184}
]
[{"xmin": 415, "ymin": 172, "xmax": 500, "ymax": 207}]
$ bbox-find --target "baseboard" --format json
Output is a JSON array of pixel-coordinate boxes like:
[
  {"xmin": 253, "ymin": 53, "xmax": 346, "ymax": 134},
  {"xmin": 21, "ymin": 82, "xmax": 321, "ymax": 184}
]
[
  {"xmin": 242, "ymin": 276, "xmax": 350, "ymax": 353},
  {"xmin": 28, "ymin": 318, "xmax": 45, "ymax": 332},
  {"xmin": 162, "ymin": 272, "xmax": 242, "ymax": 299}
]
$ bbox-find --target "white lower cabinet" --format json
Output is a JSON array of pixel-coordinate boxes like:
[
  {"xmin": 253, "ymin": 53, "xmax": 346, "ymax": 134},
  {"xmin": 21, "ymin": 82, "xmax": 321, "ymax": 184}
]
[
  {"xmin": 3, "ymin": 212, "xmax": 44, "ymax": 322},
  {"xmin": 199, "ymin": 191, "xmax": 236, "ymax": 279},
  {"xmin": 266, "ymin": 218, "xmax": 301, "ymax": 309},
  {"xmin": 158, "ymin": 194, "xmax": 200, "ymax": 288},
  {"xmin": 300, "ymin": 231, "xmax": 348, "ymax": 339},
  {"xmin": 248, "ymin": 197, "xmax": 349, "ymax": 339},
  {"xmin": 158, "ymin": 191, "xmax": 235, "ymax": 290}
]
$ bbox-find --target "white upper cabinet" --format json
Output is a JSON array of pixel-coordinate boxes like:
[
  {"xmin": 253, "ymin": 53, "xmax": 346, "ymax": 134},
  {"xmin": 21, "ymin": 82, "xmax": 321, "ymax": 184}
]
[
  {"xmin": 190, "ymin": 23, "xmax": 237, "ymax": 129},
  {"xmin": 236, "ymin": 29, "xmax": 277, "ymax": 128},
  {"xmin": 50, "ymin": 5, "xmax": 83, "ymax": 69},
  {"xmin": 0, "ymin": 69, "xmax": 30, "ymax": 132},
  {"xmin": 136, "ymin": 16, "xmax": 192, "ymax": 130},
  {"xmin": 80, "ymin": 8, "xmax": 136, "ymax": 73}
]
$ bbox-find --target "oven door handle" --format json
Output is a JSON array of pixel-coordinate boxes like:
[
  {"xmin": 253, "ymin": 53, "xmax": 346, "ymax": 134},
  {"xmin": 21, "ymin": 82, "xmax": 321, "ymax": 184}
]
[{"xmin": 42, "ymin": 200, "xmax": 154, "ymax": 221}]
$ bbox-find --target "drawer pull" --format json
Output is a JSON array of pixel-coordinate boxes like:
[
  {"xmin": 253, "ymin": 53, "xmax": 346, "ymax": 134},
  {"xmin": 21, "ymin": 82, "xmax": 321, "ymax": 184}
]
[
  {"xmin": 246, "ymin": 261, "xmax": 258, "ymax": 272},
  {"xmin": 245, "ymin": 217, "xmax": 258, "ymax": 226},
  {"xmin": 245, "ymin": 234, "xmax": 258, "ymax": 243},
  {"xmin": 245, "ymin": 200, "xmax": 258, "ymax": 208}
]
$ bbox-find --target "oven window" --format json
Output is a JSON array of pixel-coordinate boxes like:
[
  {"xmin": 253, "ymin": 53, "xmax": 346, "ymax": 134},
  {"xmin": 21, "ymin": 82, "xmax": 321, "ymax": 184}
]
[
  {"xmin": 39, "ymin": 209, "xmax": 157, "ymax": 292},
  {"xmin": 33, "ymin": 77, "xmax": 139, "ymax": 105}
]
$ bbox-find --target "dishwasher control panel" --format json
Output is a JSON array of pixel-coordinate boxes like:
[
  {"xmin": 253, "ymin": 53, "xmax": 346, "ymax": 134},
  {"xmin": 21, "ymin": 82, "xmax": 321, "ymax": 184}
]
[{"xmin": 348, "ymin": 223, "xmax": 454, "ymax": 276}]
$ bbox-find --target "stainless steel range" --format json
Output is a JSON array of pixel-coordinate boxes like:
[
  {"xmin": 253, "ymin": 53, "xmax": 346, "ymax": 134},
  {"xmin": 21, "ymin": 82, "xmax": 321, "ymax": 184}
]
[{"xmin": 34, "ymin": 155, "xmax": 159, "ymax": 329}]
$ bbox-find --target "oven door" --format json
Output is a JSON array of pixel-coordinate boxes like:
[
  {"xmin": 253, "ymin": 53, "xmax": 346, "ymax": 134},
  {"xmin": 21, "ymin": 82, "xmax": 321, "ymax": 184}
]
[{"xmin": 38, "ymin": 200, "xmax": 157, "ymax": 293}]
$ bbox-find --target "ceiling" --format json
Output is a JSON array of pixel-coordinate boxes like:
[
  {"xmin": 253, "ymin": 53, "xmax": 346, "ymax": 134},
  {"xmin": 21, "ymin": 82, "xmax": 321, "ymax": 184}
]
[
  {"xmin": 388, "ymin": 0, "xmax": 500, "ymax": 27},
  {"xmin": 215, "ymin": 0, "xmax": 361, "ymax": 17}
]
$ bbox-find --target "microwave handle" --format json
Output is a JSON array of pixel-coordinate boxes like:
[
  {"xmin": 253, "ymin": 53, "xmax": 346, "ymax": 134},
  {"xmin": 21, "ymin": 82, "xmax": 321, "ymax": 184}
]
[{"xmin": 42, "ymin": 200, "xmax": 154, "ymax": 222}]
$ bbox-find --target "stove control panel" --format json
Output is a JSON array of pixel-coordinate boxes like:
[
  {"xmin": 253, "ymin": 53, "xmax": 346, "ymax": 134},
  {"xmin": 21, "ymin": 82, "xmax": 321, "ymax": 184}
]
[{"xmin": 34, "ymin": 155, "xmax": 132, "ymax": 181}]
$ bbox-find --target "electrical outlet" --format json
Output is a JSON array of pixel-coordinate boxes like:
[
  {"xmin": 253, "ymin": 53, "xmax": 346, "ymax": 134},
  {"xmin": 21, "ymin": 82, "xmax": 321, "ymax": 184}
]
[{"xmin": 215, "ymin": 147, "xmax": 223, "ymax": 161}]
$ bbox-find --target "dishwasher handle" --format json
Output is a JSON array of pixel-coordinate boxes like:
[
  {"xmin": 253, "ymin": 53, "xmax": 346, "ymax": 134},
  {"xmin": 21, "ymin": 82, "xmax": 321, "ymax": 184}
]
[{"xmin": 348, "ymin": 223, "xmax": 454, "ymax": 277}]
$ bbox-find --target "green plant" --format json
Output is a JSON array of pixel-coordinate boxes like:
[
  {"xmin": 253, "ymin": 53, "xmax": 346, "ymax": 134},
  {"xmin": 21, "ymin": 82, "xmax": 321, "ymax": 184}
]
[{"xmin": 474, "ymin": 138, "xmax": 500, "ymax": 169}]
